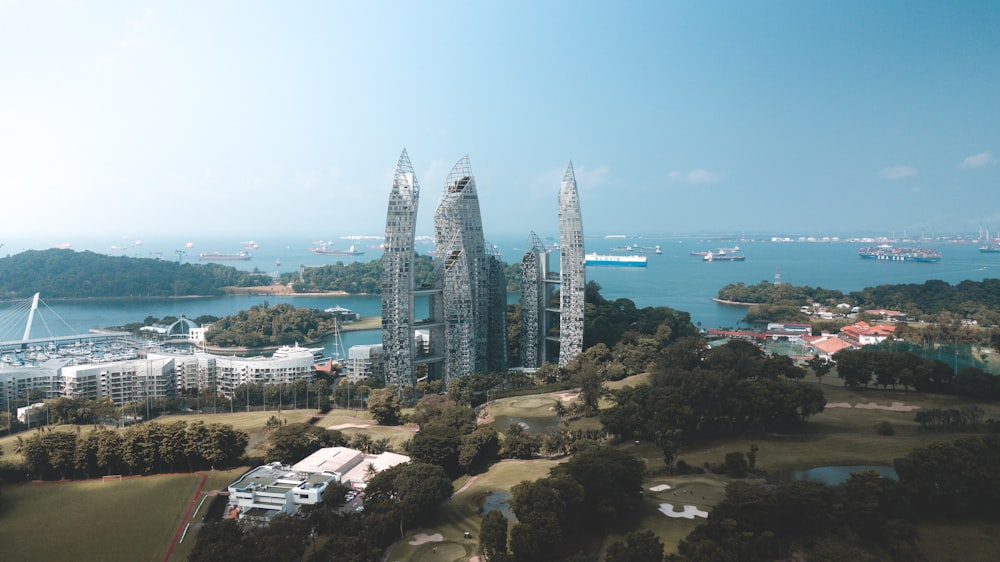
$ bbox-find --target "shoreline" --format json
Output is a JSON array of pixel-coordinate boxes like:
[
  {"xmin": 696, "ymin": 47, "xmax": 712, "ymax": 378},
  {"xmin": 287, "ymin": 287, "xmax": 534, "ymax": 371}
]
[
  {"xmin": 712, "ymin": 298, "xmax": 761, "ymax": 307},
  {"xmin": 222, "ymin": 285, "xmax": 353, "ymax": 297}
]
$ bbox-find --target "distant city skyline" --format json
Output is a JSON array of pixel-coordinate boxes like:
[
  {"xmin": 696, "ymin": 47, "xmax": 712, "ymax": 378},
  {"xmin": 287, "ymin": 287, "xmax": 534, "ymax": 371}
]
[{"xmin": 1, "ymin": 1, "xmax": 998, "ymax": 241}]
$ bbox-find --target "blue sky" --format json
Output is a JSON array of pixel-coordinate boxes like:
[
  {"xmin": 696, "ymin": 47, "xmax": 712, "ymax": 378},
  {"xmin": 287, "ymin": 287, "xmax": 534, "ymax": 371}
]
[{"xmin": 1, "ymin": 1, "xmax": 998, "ymax": 243}]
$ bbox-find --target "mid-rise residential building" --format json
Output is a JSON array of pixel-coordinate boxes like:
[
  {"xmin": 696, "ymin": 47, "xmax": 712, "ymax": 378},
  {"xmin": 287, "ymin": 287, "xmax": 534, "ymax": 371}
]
[{"xmin": 346, "ymin": 344, "xmax": 384, "ymax": 382}]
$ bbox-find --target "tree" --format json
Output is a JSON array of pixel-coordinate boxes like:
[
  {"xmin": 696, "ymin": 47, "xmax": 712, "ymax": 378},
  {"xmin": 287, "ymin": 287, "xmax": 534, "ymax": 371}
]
[
  {"xmin": 501, "ymin": 423, "xmax": 541, "ymax": 460},
  {"xmin": 364, "ymin": 462, "xmax": 452, "ymax": 538},
  {"xmin": 188, "ymin": 519, "xmax": 248, "ymax": 561},
  {"xmin": 573, "ymin": 360, "xmax": 604, "ymax": 415},
  {"xmin": 459, "ymin": 425, "xmax": 500, "ymax": 473},
  {"xmin": 367, "ymin": 388, "xmax": 403, "ymax": 425},
  {"xmin": 509, "ymin": 476, "xmax": 584, "ymax": 561},
  {"xmin": 550, "ymin": 448, "xmax": 644, "ymax": 530},
  {"xmin": 409, "ymin": 427, "xmax": 461, "ymax": 478},
  {"xmin": 265, "ymin": 423, "xmax": 345, "ymax": 464},
  {"xmin": 479, "ymin": 510, "xmax": 509, "ymax": 561},
  {"xmin": 605, "ymin": 530, "xmax": 664, "ymax": 562},
  {"xmin": 723, "ymin": 451, "xmax": 749, "ymax": 478},
  {"xmin": 806, "ymin": 355, "xmax": 834, "ymax": 383}
]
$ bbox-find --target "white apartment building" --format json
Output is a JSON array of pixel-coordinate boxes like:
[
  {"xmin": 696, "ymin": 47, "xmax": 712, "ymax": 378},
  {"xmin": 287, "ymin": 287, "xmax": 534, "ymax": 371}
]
[{"xmin": 346, "ymin": 344, "xmax": 383, "ymax": 382}]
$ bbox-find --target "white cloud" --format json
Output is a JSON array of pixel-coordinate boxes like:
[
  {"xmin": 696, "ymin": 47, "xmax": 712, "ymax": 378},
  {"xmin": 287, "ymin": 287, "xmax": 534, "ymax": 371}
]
[
  {"xmin": 573, "ymin": 164, "xmax": 609, "ymax": 188},
  {"xmin": 879, "ymin": 166, "xmax": 918, "ymax": 180},
  {"xmin": 960, "ymin": 150, "xmax": 996, "ymax": 170},
  {"xmin": 668, "ymin": 169, "xmax": 724, "ymax": 185}
]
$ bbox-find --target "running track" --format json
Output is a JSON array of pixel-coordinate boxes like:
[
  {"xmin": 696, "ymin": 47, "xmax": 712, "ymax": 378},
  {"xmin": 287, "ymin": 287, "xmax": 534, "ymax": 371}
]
[{"xmin": 162, "ymin": 472, "xmax": 208, "ymax": 562}]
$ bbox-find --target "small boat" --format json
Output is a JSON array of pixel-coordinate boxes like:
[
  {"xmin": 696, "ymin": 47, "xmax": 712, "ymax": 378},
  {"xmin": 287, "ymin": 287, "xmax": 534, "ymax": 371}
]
[{"xmin": 243, "ymin": 240, "xmax": 260, "ymax": 250}]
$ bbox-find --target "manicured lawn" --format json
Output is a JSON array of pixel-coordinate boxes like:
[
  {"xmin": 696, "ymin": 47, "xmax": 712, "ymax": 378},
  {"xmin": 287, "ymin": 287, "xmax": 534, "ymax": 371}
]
[{"xmin": 0, "ymin": 473, "xmax": 203, "ymax": 562}]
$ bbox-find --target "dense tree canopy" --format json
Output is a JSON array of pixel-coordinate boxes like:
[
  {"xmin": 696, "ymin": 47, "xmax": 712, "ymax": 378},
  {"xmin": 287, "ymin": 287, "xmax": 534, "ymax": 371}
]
[
  {"xmin": 23, "ymin": 420, "xmax": 247, "ymax": 479},
  {"xmin": 283, "ymin": 253, "xmax": 523, "ymax": 295},
  {"xmin": 264, "ymin": 423, "xmax": 346, "ymax": 464},
  {"xmin": 363, "ymin": 462, "xmax": 453, "ymax": 537},
  {"xmin": 205, "ymin": 303, "xmax": 339, "ymax": 347}
]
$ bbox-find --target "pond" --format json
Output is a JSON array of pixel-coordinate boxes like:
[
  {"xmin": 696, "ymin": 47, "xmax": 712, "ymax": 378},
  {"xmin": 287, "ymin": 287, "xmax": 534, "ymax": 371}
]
[
  {"xmin": 792, "ymin": 465, "xmax": 898, "ymax": 485},
  {"xmin": 481, "ymin": 491, "xmax": 516, "ymax": 521}
]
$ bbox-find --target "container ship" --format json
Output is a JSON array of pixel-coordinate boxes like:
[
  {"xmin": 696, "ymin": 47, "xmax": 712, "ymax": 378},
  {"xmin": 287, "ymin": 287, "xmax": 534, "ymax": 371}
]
[
  {"xmin": 584, "ymin": 253, "xmax": 647, "ymax": 267},
  {"xmin": 198, "ymin": 251, "xmax": 252, "ymax": 261},
  {"xmin": 858, "ymin": 245, "xmax": 941, "ymax": 262}
]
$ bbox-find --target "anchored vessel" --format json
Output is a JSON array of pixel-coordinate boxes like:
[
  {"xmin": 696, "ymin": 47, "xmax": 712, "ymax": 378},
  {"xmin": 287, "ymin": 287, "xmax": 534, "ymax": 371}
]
[
  {"xmin": 310, "ymin": 245, "xmax": 365, "ymax": 256},
  {"xmin": 703, "ymin": 251, "xmax": 746, "ymax": 262},
  {"xmin": 858, "ymin": 245, "xmax": 941, "ymax": 262},
  {"xmin": 584, "ymin": 253, "xmax": 647, "ymax": 267},
  {"xmin": 198, "ymin": 251, "xmax": 252, "ymax": 261}
]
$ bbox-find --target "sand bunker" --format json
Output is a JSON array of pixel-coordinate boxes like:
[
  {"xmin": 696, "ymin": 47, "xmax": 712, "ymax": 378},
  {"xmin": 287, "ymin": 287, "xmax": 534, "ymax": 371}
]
[
  {"xmin": 825, "ymin": 401, "xmax": 919, "ymax": 412},
  {"xmin": 328, "ymin": 423, "xmax": 373, "ymax": 430},
  {"xmin": 855, "ymin": 401, "xmax": 920, "ymax": 411},
  {"xmin": 649, "ymin": 484, "xmax": 672, "ymax": 492},
  {"xmin": 659, "ymin": 503, "xmax": 708, "ymax": 519},
  {"xmin": 409, "ymin": 532, "xmax": 444, "ymax": 545}
]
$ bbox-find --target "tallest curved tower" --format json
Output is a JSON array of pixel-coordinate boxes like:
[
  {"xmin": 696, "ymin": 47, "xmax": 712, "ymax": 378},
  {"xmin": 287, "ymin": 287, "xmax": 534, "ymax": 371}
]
[
  {"xmin": 434, "ymin": 156, "xmax": 491, "ymax": 381},
  {"xmin": 558, "ymin": 162, "xmax": 585, "ymax": 366},
  {"xmin": 381, "ymin": 149, "xmax": 420, "ymax": 387}
]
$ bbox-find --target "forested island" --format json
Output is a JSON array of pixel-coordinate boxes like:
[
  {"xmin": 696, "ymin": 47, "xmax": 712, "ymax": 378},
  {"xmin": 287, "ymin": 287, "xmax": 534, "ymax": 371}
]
[
  {"xmin": 0, "ymin": 248, "xmax": 523, "ymax": 299},
  {"xmin": 718, "ymin": 278, "xmax": 1000, "ymax": 328},
  {"xmin": 0, "ymin": 249, "xmax": 273, "ymax": 298},
  {"xmin": 279, "ymin": 253, "xmax": 523, "ymax": 294},
  {"xmin": 204, "ymin": 303, "xmax": 339, "ymax": 347}
]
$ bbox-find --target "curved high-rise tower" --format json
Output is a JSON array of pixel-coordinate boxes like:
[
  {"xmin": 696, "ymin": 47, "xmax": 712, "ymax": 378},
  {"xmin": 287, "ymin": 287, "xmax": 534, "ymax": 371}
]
[
  {"xmin": 434, "ymin": 156, "xmax": 491, "ymax": 381},
  {"xmin": 519, "ymin": 162, "xmax": 586, "ymax": 368},
  {"xmin": 558, "ymin": 162, "xmax": 585, "ymax": 366},
  {"xmin": 519, "ymin": 231, "xmax": 549, "ymax": 368},
  {"xmin": 381, "ymin": 149, "xmax": 420, "ymax": 388}
]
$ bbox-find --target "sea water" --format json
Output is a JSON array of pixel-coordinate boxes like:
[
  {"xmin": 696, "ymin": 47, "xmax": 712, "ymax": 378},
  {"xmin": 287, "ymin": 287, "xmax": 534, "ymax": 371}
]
[{"xmin": 4, "ymin": 234, "xmax": 999, "ymax": 349}]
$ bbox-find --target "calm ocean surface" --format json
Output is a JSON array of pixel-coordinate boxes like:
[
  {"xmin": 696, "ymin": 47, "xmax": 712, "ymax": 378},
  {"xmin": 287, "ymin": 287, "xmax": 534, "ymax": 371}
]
[{"xmin": 5, "ymin": 234, "xmax": 998, "ymax": 355}]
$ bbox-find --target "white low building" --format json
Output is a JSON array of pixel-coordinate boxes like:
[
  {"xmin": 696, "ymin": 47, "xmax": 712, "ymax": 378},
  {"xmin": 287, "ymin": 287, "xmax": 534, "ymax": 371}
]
[
  {"xmin": 226, "ymin": 462, "xmax": 340, "ymax": 524},
  {"xmin": 227, "ymin": 446, "xmax": 410, "ymax": 524}
]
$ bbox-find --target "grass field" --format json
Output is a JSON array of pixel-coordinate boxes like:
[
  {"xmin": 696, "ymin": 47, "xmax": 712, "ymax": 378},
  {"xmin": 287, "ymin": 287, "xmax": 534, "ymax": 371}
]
[{"xmin": 0, "ymin": 473, "xmax": 203, "ymax": 562}]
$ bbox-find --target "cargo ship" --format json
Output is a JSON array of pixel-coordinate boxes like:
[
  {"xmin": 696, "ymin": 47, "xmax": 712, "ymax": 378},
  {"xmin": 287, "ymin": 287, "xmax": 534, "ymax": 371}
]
[
  {"xmin": 198, "ymin": 251, "xmax": 252, "ymax": 261},
  {"xmin": 584, "ymin": 253, "xmax": 647, "ymax": 267},
  {"xmin": 858, "ymin": 245, "xmax": 941, "ymax": 262},
  {"xmin": 703, "ymin": 251, "xmax": 746, "ymax": 262},
  {"xmin": 310, "ymin": 244, "xmax": 365, "ymax": 256}
]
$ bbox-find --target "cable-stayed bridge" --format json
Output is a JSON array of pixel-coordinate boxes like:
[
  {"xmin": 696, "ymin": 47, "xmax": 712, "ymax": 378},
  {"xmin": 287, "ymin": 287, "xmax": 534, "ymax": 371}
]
[{"xmin": 0, "ymin": 293, "xmax": 131, "ymax": 354}]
